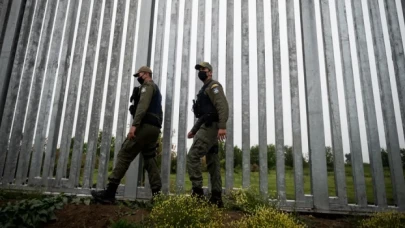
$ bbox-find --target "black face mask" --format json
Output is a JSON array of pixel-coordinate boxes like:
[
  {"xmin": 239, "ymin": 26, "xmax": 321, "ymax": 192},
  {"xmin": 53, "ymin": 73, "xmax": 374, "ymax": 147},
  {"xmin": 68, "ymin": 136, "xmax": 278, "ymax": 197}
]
[
  {"xmin": 198, "ymin": 71, "xmax": 208, "ymax": 82},
  {"xmin": 137, "ymin": 76, "xmax": 145, "ymax": 85}
]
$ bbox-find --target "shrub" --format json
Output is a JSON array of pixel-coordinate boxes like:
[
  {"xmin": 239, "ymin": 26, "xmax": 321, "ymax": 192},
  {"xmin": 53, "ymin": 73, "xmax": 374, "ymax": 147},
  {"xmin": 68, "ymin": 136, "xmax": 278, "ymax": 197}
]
[
  {"xmin": 0, "ymin": 196, "xmax": 65, "ymax": 227},
  {"xmin": 231, "ymin": 206, "xmax": 306, "ymax": 228},
  {"xmin": 148, "ymin": 194, "xmax": 226, "ymax": 227},
  {"xmin": 224, "ymin": 188, "xmax": 275, "ymax": 214},
  {"xmin": 110, "ymin": 219, "xmax": 144, "ymax": 228},
  {"xmin": 360, "ymin": 211, "xmax": 405, "ymax": 228}
]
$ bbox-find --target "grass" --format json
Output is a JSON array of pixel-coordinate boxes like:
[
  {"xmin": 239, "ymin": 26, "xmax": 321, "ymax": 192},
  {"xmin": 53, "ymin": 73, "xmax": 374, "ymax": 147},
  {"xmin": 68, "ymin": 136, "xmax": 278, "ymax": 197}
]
[
  {"xmin": 168, "ymin": 165, "xmax": 397, "ymax": 205},
  {"xmin": 85, "ymin": 163, "xmax": 398, "ymax": 205}
]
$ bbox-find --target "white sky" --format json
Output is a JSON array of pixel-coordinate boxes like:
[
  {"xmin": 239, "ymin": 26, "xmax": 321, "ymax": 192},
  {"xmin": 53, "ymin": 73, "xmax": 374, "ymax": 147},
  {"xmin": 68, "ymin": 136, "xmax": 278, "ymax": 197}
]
[{"xmin": 36, "ymin": 0, "xmax": 405, "ymax": 164}]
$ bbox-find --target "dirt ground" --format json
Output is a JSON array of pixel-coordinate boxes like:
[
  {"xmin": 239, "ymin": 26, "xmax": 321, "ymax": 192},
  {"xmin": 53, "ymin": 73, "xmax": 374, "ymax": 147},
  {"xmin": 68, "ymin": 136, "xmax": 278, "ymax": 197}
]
[
  {"xmin": 44, "ymin": 204, "xmax": 149, "ymax": 228},
  {"xmin": 44, "ymin": 203, "xmax": 360, "ymax": 228}
]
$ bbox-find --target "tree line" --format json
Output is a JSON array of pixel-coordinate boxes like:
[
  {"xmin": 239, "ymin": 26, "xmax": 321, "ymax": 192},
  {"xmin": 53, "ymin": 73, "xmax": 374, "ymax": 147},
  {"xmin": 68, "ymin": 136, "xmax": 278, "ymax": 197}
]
[{"xmin": 56, "ymin": 132, "xmax": 405, "ymax": 176}]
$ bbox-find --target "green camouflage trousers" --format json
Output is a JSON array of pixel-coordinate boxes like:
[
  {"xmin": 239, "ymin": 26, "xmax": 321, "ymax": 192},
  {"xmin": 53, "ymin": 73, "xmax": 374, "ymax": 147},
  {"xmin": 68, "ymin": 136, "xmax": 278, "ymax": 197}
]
[
  {"xmin": 109, "ymin": 124, "xmax": 162, "ymax": 191},
  {"xmin": 187, "ymin": 122, "xmax": 222, "ymax": 192}
]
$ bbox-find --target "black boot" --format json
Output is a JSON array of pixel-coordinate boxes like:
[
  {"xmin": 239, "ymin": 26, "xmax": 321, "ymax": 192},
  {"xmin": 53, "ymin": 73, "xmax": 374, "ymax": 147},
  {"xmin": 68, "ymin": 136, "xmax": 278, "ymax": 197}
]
[
  {"xmin": 152, "ymin": 188, "xmax": 161, "ymax": 197},
  {"xmin": 209, "ymin": 190, "xmax": 224, "ymax": 208},
  {"xmin": 151, "ymin": 188, "xmax": 161, "ymax": 203},
  {"xmin": 191, "ymin": 187, "xmax": 205, "ymax": 199},
  {"xmin": 91, "ymin": 182, "xmax": 118, "ymax": 204}
]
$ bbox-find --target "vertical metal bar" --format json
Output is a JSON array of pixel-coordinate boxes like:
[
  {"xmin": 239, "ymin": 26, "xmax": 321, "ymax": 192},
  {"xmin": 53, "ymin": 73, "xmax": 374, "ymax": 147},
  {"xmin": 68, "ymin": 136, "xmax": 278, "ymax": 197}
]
[
  {"xmin": 20, "ymin": 0, "xmax": 58, "ymax": 183},
  {"xmin": 152, "ymin": 0, "xmax": 167, "ymax": 88},
  {"xmin": 114, "ymin": 0, "xmax": 138, "ymax": 173},
  {"xmin": 68, "ymin": 0, "xmax": 103, "ymax": 187},
  {"xmin": 31, "ymin": 0, "xmax": 63, "ymax": 183},
  {"xmin": 113, "ymin": 0, "xmax": 126, "ymax": 169},
  {"xmin": 0, "ymin": 0, "xmax": 35, "ymax": 183},
  {"xmin": 193, "ymin": 4, "xmax": 206, "ymax": 191},
  {"xmin": 46, "ymin": 0, "xmax": 79, "ymax": 187},
  {"xmin": 147, "ymin": 0, "xmax": 156, "ymax": 67},
  {"xmin": 384, "ymin": 2, "xmax": 405, "ymax": 206},
  {"xmin": 195, "ymin": 0, "xmax": 205, "ymax": 95},
  {"xmin": 1, "ymin": 0, "xmax": 47, "ymax": 184},
  {"xmin": 385, "ymin": 2, "xmax": 405, "ymax": 143},
  {"xmin": 32, "ymin": 0, "xmax": 69, "ymax": 186},
  {"xmin": 0, "ymin": 0, "xmax": 4, "ymax": 19},
  {"xmin": 0, "ymin": 0, "xmax": 10, "ymax": 53},
  {"xmin": 351, "ymin": 0, "xmax": 387, "ymax": 207},
  {"xmin": 319, "ymin": 0, "xmax": 347, "ymax": 204},
  {"xmin": 194, "ymin": 0, "xmax": 207, "ymax": 186},
  {"xmin": 241, "ymin": 0, "xmax": 250, "ymax": 189},
  {"xmin": 124, "ymin": 0, "xmax": 154, "ymax": 198},
  {"xmin": 257, "ymin": 0, "xmax": 268, "ymax": 196},
  {"xmin": 225, "ymin": 0, "xmax": 234, "ymax": 191},
  {"xmin": 176, "ymin": 0, "xmax": 192, "ymax": 194},
  {"xmin": 368, "ymin": 0, "xmax": 405, "ymax": 209},
  {"xmin": 300, "ymin": 0, "xmax": 329, "ymax": 210},
  {"xmin": 336, "ymin": 0, "xmax": 367, "ymax": 207},
  {"xmin": 0, "ymin": 0, "xmax": 24, "ymax": 126},
  {"xmin": 97, "ymin": 0, "xmax": 126, "ymax": 189},
  {"xmin": 131, "ymin": 0, "xmax": 156, "ymax": 196},
  {"xmin": 161, "ymin": 0, "xmax": 179, "ymax": 194},
  {"xmin": 56, "ymin": 0, "xmax": 91, "ymax": 185},
  {"xmin": 272, "ymin": 0, "xmax": 285, "ymax": 202},
  {"xmin": 193, "ymin": 10, "xmax": 208, "ymax": 195},
  {"xmin": 211, "ymin": 0, "xmax": 219, "ymax": 80},
  {"xmin": 0, "ymin": 0, "xmax": 26, "ymax": 149},
  {"xmin": 83, "ymin": 0, "xmax": 113, "ymax": 189},
  {"xmin": 287, "ymin": 0, "xmax": 305, "ymax": 205},
  {"xmin": 352, "ymin": 0, "xmax": 387, "ymax": 207},
  {"xmin": 402, "ymin": 0, "xmax": 405, "ymax": 27}
]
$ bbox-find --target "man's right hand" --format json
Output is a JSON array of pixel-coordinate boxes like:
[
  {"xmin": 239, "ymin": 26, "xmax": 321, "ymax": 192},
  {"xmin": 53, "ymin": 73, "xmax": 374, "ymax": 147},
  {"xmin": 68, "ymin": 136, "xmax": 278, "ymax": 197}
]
[
  {"xmin": 187, "ymin": 131, "xmax": 195, "ymax": 139},
  {"xmin": 127, "ymin": 126, "xmax": 136, "ymax": 140}
]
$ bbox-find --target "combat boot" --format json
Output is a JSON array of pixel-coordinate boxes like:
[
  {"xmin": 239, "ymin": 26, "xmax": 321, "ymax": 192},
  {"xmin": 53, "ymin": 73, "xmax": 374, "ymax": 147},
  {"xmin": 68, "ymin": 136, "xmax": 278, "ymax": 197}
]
[
  {"xmin": 91, "ymin": 182, "xmax": 119, "ymax": 204},
  {"xmin": 209, "ymin": 190, "xmax": 224, "ymax": 208},
  {"xmin": 151, "ymin": 188, "xmax": 161, "ymax": 204},
  {"xmin": 191, "ymin": 187, "xmax": 205, "ymax": 199}
]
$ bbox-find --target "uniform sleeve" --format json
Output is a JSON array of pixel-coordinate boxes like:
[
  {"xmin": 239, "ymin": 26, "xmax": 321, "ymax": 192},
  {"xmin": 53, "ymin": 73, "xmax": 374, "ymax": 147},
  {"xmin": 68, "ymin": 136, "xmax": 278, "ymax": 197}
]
[
  {"xmin": 207, "ymin": 83, "xmax": 229, "ymax": 129},
  {"xmin": 191, "ymin": 117, "xmax": 205, "ymax": 134},
  {"xmin": 132, "ymin": 83, "xmax": 154, "ymax": 127}
]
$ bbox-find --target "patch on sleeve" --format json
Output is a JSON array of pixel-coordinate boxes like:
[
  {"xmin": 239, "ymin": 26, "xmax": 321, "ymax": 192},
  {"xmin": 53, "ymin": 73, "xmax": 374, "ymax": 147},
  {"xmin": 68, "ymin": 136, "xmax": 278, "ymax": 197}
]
[
  {"xmin": 213, "ymin": 87, "xmax": 219, "ymax": 94},
  {"xmin": 141, "ymin": 87, "xmax": 146, "ymax": 93},
  {"xmin": 211, "ymin": 84, "xmax": 219, "ymax": 89}
]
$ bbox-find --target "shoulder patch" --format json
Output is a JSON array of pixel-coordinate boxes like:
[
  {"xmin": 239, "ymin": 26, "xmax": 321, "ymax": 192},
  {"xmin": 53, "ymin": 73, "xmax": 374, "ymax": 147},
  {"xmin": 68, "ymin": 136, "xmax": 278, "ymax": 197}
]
[
  {"xmin": 212, "ymin": 87, "xmax": 219, "ymax": 94},
  {"xmin": 211, "ymin": 84, "xmax": 219, "ymax": 89},
  {"xmin": 141, "ymin": 87, "xmax": 146, "ymax": 93}
]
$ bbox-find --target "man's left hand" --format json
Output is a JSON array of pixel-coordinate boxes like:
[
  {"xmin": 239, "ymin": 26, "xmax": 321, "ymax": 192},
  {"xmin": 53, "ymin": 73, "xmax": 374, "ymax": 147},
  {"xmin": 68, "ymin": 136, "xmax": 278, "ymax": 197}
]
[
  {"xmin": 127, "ymin": 126, "xmax": 136, "ymax": 140},
  {"xmin": 217, "ymin": 129, "xmax": 226, "ymax": 141}
]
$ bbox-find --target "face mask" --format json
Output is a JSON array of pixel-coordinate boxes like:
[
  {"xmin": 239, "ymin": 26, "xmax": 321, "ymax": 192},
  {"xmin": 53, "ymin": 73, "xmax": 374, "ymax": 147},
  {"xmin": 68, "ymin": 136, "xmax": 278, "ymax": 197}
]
[
  {"xmin": 137, "ymin": 76, "xmax": 145, "ymax": 85},
  {"xmin": 198, "ymin": 71, "xmax": 208, "ymax": 82}
]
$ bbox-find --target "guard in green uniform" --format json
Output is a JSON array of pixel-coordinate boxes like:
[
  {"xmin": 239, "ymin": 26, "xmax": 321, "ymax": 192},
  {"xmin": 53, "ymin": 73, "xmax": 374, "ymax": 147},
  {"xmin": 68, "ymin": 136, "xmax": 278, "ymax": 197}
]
[
  {"xmin": 187, "ymin": 62, "xmax": 229, "ymax": 207},
  {"xmin": 91, "ymin": 66, "xmax": 163, "ymax": 204}
]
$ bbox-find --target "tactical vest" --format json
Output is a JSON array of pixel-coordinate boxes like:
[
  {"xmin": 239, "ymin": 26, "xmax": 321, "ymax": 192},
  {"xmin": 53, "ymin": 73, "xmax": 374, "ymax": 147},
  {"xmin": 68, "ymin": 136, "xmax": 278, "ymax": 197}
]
[
  {"xmin": 142, "ymin": 83, "xmax": 163, "ymax": 128},
  {"xmin": 147, "ymin": 84, "xmax": 163, "ymax": 116},
  {"xmin": 129, "ymin": 83, "xmax": 163, "ymax": 128},
  {"xmin": 193, "ymin": 81, "xmax": 218, "ymax": 119}
]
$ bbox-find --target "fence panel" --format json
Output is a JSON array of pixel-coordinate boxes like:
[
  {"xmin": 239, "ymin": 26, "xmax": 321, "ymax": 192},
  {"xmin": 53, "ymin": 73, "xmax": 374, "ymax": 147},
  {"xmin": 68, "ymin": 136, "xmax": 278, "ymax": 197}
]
[{"xmin": 0, "ymin": 0, "xmax": 404, "ymax": 213}]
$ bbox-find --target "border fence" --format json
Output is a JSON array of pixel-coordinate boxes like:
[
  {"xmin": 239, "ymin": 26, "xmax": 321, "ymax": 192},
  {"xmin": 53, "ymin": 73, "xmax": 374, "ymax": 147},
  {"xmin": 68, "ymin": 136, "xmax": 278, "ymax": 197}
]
[{"xmin": 1, "ymin": 0, "xmax": 405, "ymax": 213}]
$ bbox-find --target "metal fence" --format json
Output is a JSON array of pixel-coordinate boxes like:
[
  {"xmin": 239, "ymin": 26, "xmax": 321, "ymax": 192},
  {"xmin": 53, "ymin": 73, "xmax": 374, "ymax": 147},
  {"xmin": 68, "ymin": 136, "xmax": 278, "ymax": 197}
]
[{"xmin": 0, "ymin": 0, "xmax": 405, "ymax": 213}]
